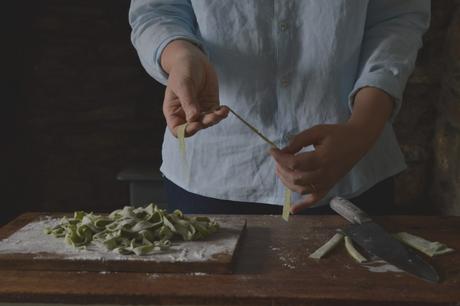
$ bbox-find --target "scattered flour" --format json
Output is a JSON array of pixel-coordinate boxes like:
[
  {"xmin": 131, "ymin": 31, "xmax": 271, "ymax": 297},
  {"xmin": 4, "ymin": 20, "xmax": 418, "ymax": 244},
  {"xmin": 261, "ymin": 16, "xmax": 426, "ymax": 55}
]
[
  {"xmin": 282, "ymin": 263, "xmax": 296, "ymax": 269},
  {"xmin": 0, "ymin": 216, "xmax": 241, "ymax": 263},
  {"xmin": 270, "ymin": 244, "xmax": 297, "ymax": 269},
  {"xmin": 189, "ymin": 272, "xmax": 208, "ymax": 276},
  {"xmin": 279, "ymin": 254, "xmax": 297, "ymax": 270}
]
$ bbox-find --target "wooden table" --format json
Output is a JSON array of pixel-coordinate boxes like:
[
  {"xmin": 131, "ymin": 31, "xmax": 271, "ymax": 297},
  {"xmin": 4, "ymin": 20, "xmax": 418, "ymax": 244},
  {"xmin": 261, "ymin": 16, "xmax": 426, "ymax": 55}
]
[{"xmin": 0, "ymin": 213, "xmax": 459, "ymax": 305}]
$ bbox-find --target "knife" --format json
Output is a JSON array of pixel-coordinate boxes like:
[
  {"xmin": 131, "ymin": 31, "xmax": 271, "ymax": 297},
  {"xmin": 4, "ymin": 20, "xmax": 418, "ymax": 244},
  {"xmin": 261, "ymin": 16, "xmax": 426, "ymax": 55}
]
[{"xmin": 330, "ymin": 196, "xmax": 440, "ymax": 283}]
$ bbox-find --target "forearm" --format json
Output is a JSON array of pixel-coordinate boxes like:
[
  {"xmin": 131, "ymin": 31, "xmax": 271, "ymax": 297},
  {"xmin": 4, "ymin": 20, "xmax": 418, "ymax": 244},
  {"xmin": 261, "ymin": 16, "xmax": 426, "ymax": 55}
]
[
  {"xmin": 347, "ymin": 86, "xmax": 394, "ymax": 148},
  {"xmin": 129, "ymin": 0, "xmax": 203, "ymax": 84},
  {"xmin": 348, "ymin": 1, "xmax": 429, "ymax": 123}
]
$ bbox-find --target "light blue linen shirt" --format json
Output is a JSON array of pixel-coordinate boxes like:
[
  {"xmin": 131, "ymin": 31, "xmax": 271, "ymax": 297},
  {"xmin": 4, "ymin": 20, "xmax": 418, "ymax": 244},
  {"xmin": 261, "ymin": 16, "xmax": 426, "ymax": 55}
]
[{"xmin": 129, "ymin": 0, "xmax": 430, "ymax": 206}]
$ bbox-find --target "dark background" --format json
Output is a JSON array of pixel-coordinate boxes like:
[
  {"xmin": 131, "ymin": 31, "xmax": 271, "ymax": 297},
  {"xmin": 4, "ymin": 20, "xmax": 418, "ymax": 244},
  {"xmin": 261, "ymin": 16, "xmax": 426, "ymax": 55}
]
[{"xmin": 2, "ymin": 1, "xmax": 460, "ymax": 225}]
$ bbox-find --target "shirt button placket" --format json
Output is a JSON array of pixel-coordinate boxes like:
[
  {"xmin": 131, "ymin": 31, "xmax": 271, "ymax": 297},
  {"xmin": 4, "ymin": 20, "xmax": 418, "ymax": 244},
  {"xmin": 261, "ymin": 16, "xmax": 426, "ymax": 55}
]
[
  {"xmin": 279, "ymin": 20, "xmax": 290, "ymax": 88},
  {"xmin": 276, "ymin": 1, "xmax": 294, "ymax": 147}
]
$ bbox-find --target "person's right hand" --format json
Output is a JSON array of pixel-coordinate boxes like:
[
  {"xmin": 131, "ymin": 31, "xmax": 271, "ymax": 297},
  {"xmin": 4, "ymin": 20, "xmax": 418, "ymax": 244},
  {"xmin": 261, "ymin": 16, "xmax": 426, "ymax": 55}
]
[{"xmin": 161, "ymin": 40, "xmax": 229, "ymax": 137}]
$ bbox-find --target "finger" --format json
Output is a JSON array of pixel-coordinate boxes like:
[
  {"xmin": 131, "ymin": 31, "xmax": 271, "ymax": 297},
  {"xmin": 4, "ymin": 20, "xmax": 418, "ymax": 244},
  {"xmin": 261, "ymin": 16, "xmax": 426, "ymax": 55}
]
[
  {"xmin": 171, "ymin": 121, "xmax": 204, "ymax": 137},
  {"xmin": 199, "ymin": 104, "xmax": 229, "ymax": 117},
  {"xmin": 201, "ymin": 112, "xmax": 227, "ymax": 127},
  {"xmin": 269, "ymin": 149, "xmax": 296, "ymax": 169},
  {"xmin": 195, "ymin": 102, "xmax": 229, "ymax": 127},
  {"xmin": 275, "ymin": 164, "xmax": 322, "ymax": 192},
  {"xmin": 184, "ymin": 121, "xmax": 204, "ymax": 137},
  {"xmin": 166, "ymin": 115, "xmax": 185, "ymax": 137},
  {"xmin": 282, "ymin": 125, "xmax": 325, "ymax": 154},
  {"xmin": 215, "ymin": 105, "xmax": 230, "ymax": 117},
  {"xmin": 290, "ymin": 192, "xmax": 327, "ymax": 214},
  {"xmin": 174, "ymin": 77, "xmax": 201, "ymax": 122},
  {"xmin": 270, "ymin": 149, "xmax": 320, "ymax": 171},
  {"xmin": 275, "ymin": 167, "xmax": 308, "ymax": 194},
  {"xmin": 163, "ymin": 88, "xmax": 186, "ymax": 130},
  {"xmin": 164, "ymin": 109, "xmax": 187, "ymax": 138}
]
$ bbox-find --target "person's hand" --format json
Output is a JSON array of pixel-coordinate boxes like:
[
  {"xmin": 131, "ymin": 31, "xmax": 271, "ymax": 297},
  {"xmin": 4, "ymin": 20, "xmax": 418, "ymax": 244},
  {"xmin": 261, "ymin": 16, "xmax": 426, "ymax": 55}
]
[
  {"xmin": 269, "ymin": 86, "xmax": 394, "ymax": 213},
  {"xmin": 161, "ymin": 40, "xmax": 229, "ymax": 137},
  {"xmin": 269, "ymin": 124, "xmax": 373, "ymax": 213}
]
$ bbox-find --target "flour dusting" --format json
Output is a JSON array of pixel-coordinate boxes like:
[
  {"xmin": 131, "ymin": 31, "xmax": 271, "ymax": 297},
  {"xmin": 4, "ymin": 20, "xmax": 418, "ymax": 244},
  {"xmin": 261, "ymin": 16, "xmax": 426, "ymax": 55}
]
[{"xmin": 0, "ymin": 216, "xmax": 242, "ymax": 263}]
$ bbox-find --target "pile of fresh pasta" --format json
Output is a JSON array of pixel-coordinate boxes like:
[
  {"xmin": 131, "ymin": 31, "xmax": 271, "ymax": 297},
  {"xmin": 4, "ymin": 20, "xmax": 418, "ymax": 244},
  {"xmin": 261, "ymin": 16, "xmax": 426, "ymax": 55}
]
[{"xmin": 45, "ymin": 204, "xmax": 219, "ymax": 255}]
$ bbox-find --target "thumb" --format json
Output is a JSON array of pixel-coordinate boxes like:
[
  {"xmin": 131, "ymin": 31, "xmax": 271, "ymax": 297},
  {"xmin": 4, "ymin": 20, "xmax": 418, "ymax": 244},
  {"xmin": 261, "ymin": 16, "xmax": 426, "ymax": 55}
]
[
  {"xmin": 282, "ymin": 125, "xmax": 324, "ymax": 154},
  {"xmin": 290, "ymin": 192, "xmax": 324, "ymax": 214},
  {"xmin": 175, "ymin": 78, "xmax": 201, "ymax": 122}
]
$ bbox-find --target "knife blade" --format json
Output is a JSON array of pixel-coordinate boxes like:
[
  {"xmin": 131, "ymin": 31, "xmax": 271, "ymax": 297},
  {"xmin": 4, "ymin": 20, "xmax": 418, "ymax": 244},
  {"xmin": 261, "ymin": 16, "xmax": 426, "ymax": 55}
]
[{"xmin": 330, "ymin": 196, "xmax": 440, "ymax": 283}]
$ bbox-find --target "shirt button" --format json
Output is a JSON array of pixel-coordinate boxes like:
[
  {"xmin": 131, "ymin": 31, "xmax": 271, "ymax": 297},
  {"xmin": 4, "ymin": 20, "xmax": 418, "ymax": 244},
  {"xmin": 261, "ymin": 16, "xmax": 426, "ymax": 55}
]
[
  {"xmin": 280, "ymin": 22, "xmax": 288, "ymax": 32},
  {"xmin": 280, "ymin": 77, "xmax": 289, "ymax": 87}
]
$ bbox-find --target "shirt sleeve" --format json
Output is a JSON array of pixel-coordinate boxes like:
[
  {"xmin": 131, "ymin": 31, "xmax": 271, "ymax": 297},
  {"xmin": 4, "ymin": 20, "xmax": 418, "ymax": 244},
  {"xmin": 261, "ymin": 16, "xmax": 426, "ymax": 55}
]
[
  {"xmin": 349, "ymin": 0, "xmax": 431, "ymax": 122},
  {"xmin": 129, "ymin": 0, "xmax": 204, "ymax": 85}
]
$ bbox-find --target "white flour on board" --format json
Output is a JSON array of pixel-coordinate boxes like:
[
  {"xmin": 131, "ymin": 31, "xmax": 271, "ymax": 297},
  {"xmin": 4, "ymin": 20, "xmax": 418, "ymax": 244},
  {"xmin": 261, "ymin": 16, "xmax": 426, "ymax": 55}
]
[{"xmin": 0, "ymin": 216, "xmax": 241, "ymax": 263}]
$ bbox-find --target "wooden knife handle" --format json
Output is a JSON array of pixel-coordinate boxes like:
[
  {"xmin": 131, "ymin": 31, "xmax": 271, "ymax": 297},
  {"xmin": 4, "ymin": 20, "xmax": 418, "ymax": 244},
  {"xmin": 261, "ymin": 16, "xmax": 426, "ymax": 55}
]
[{"xmin": 330, "ymin": 196, "xmax": 372, "ymax": 224}]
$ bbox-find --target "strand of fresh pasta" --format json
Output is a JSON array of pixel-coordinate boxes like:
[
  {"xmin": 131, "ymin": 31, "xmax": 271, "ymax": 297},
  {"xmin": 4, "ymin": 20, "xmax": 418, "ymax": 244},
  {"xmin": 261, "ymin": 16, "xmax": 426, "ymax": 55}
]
[
  {"xmin": 177, "ymin": 106, "xmax": 291, "ymax": 221},
  {"xmin": 227, "ymin": 106, "xmax": 291, "ymax": 221}
]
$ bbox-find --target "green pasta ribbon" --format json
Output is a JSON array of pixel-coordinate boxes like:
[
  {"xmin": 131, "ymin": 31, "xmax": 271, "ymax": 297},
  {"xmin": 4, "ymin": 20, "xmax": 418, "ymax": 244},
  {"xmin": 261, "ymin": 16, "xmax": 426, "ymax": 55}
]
[
  {"xmin": 282, "ymin": 188, "xmax": 292, "ymax": 222},
  {"xmin": 394, "ymin": 232, "xmax": 455, "ymax": 257},
  {"xmin": 344, "ymin": 236, "xmax": 367, "ymax": 263},
  {"xmin": 177, "ymin": 123, "xmax": 187, "ymax": 161},
  {"xmin": 308, "ymin": 231, "xmax": 368, "ymax": 263},
  {"xmin": 309, "ymin": 232, "xmax": 344, "ymax": 259},
  {"xmin": 44, "ymin": 204, "xmax": 219, "ymax": 256},
  {"xmin": 176, "ymin": 107, "xmax": 293, "ymax": 222},
  {"xmin": 309, "ymin": 231, "xmax": 455, "ymax": 263},
  {"xmin": 226, "ymin": 106, "xmax": 292, "ymax": 222},
  {"xmin": 177, "ymin": 123, "xmax": 191, "ymax": 182}
]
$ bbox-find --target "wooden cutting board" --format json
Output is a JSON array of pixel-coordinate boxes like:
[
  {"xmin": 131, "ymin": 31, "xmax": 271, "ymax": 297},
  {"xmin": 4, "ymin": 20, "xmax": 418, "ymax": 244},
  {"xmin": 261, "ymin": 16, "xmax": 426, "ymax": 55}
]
[{"xmin": 0, "ymin": 213, "xmax": 246, "ymax": 274}]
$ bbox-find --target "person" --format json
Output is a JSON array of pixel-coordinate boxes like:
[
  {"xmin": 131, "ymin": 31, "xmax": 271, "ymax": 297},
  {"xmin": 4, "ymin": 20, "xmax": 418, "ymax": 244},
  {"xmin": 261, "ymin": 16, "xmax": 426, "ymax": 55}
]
[{"xmin": 129, "ymin": 1, "xmax": 430, "ymax": 215}]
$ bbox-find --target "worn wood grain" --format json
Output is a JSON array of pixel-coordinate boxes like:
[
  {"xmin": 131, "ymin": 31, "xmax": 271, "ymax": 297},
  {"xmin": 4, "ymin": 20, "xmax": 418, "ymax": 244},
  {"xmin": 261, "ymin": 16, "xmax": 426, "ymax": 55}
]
[{"xmin": 0, "ymin": 213, "xmax": 459, "ymax": 305}]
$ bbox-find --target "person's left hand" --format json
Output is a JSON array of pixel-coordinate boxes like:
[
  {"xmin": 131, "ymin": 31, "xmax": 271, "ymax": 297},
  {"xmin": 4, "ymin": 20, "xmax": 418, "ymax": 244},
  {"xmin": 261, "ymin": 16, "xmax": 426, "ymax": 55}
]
[{"xmin": 269, "ymin": 123, "xmax": 376, "ymax": 213}]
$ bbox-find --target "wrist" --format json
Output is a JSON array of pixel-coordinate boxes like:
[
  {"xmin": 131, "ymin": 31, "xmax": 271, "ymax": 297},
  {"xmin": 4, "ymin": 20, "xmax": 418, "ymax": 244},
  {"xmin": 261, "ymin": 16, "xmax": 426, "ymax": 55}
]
[{"xmin": 161, "ymin": 39, "xmax": 205, "ymax": 74}]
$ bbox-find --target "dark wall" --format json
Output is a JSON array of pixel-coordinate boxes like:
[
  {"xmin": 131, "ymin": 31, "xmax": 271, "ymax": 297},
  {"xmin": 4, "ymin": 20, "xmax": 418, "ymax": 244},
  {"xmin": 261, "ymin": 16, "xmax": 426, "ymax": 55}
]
[
  {"xmin": 2, "ymin": 2, "xmax": 39, "ymax": 223},
  {"xmin": 3, "ymin": 0, "xmax": 166, "ymax": 224},
  {"xmin": 394, "ymin": 0, "xmax": 457, "ymax": 213},
  {"xmin": 1, "ymin": 1, "xmax": 457, "ymax": 224}
]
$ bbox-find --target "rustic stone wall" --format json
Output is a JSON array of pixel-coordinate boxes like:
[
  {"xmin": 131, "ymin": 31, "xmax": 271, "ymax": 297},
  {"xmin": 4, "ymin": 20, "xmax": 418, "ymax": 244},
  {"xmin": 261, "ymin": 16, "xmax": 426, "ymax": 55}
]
[
  {"xmin": 394, "ymin": 0, "xmax": 457, "ymax": 213},
  {"xmin": 431, "ymin": 0, "xmax": 460, "ymax": 215},
  {"xmin": 3, "ymin": 0, "xmax": 459, "ymax": 223}
]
